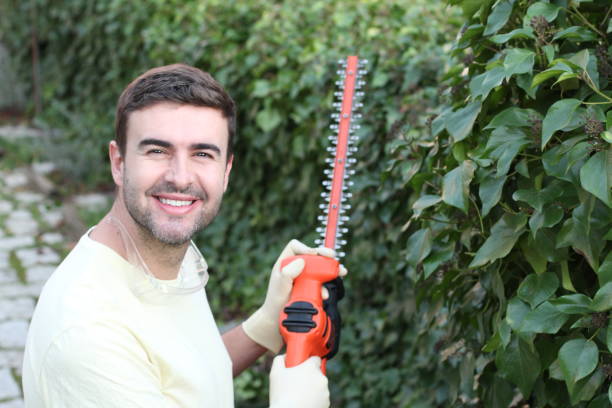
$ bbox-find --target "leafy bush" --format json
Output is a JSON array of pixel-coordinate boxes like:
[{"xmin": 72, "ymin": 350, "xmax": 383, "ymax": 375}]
[{"xmin": 393, "ymin": 0, "xmax": 611, "ymax": 405}]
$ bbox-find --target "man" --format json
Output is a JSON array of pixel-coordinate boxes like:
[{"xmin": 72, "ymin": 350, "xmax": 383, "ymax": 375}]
[{"xmin": 22, "ymin": 64, "xmax": 339, "ymax": 407}]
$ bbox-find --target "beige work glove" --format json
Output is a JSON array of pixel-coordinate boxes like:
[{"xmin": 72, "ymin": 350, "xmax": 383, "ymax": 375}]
[
  {"xmin": 242, "ymin": 239, "xmax": 337, "ymax": 353},
  {"xmin": 269, "ymin": 355, "xmax": 330, "ymax": 408}
]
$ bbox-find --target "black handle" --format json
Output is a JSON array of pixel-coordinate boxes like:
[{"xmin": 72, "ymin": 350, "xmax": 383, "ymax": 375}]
[{"xmin": 322, "ymin": 277, "xmax": 344, "ymax": 360}]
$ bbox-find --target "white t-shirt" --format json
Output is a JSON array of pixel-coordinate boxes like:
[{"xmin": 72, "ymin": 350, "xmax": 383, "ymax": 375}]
[{"xmin": 22, "ymin": 231, "xmax": 233, "ymax": 407}]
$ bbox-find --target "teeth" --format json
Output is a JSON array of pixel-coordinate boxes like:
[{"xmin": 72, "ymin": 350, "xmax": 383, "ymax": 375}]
[{"xmin": 159, "ymin": 197, "xmax": 194, "ymax": 207}]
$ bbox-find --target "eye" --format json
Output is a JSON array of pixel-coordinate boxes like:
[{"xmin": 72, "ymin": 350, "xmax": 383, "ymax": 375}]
[
  {"xmin": 147, "ymin": 149, "xmax": 165, "ymax": 155},
  {"xmin": 195, "ymin": 151, "xmax": 212, "ymax": 159}
]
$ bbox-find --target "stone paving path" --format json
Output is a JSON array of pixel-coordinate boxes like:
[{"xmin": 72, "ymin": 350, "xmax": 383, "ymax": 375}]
[{"xmin": 0, "ymin": 125, "xmax": 111, "ymax": 407}]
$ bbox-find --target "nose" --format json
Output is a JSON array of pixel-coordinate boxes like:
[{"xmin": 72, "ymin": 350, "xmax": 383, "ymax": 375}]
[{"xmin": 164, "ymin": 155, "xmax": 195, "ymax": 190}]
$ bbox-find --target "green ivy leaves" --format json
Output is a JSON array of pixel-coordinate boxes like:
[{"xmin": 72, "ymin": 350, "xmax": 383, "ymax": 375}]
[
  {"xmin": 469, "ymin": 213, "xmax": 527, "ymax": 268},
  {"xmin": 442, "ymin": 160, "xmax": 476, "ymax": 213},
  {"xmin": 541, "ymin": 99, "xmax": 582, "ymax": 149},
  {"xmin": 518, "ymin": 272, "xmax": 558, "ymax": 307},
  {"xmin": 558, "ymin": 339, "xmax": 599, "ymax": 395},
  {"xmin": 580, "ymin": 149, "xmax": 612, "ymax": 208},
  {"xmin": 591, "ymin": 282, "xmax": 612, "ymax": 312},
  {"xmin": 431, "ymin": 0, "xmax": 611, "ymax": 404},
  {"xmin": 495, "ymin": 337, "xmax": 541, "ymax": 396},
  {"xmin": 444, "ymin": 102, "xmax": 482, "ymax": 142}
]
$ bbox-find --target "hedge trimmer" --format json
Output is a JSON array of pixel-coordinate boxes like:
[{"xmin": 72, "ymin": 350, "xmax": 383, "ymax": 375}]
[{"xmin": 279, "ymin": 56, "xmax": 367, "ymax": 374}]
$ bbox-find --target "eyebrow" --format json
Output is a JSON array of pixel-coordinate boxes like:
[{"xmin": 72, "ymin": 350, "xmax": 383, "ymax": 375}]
[
  {"xmin": 138, "ymin": 138, "xmax": 171, "ymax": 149},
  {"xmin": 138, "ymin": 138, "xmax": 222, "ymax": 156}
]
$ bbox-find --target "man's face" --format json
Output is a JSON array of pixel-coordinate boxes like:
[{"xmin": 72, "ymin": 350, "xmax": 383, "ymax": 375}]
[{"xmin": 110, "ymin": 102, "xmax": 233, "ymax": 246}]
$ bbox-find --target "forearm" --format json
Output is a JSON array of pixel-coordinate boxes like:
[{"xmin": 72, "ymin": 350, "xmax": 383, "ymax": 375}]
[{"xmin": 222, "ymin": 324, "xmax": 268, "ymax": 377}]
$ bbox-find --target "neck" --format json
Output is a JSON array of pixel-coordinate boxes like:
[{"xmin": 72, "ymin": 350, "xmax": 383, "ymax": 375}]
[{"xmin": 90, "ymin": 199, "xmax": 189, "ymax": 280}]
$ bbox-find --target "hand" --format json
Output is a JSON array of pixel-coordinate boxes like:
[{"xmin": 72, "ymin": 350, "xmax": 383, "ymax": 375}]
[
  {"xmin": 242, "ymin": 239, "xmax": 346, "ymax": 352},
  {"xmin": 269, "ymin": 355, "xmax": 329, "ymax": 408}
]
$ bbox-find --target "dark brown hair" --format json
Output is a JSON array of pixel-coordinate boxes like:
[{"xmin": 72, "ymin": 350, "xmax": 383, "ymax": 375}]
[{"xmin": 114, "ymin": 64, "xmax": 236, "ymax": 158}]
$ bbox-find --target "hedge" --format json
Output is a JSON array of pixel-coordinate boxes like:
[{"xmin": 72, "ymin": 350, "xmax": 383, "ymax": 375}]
[{"xmin": 401, "ymin": 0, "xmax": 611, "ymax": 405}]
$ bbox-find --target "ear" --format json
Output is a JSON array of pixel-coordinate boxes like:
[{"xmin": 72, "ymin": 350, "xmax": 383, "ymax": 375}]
[
  {"xmin": 109, "ymin": 140, "xmax": 124, "ymax": 187},
  {"xmin": 223, "ymin": 154, "xmax": 234, "ymax": 192}
]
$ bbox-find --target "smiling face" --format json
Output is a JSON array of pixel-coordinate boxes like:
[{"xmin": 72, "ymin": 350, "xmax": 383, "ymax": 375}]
[{"xmin": 110, "ymin": 102, "xmax": 233, "ymax": 246}]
